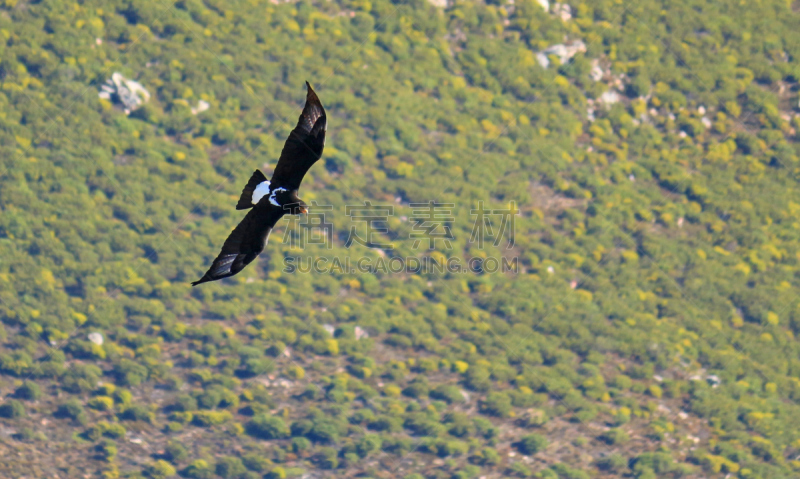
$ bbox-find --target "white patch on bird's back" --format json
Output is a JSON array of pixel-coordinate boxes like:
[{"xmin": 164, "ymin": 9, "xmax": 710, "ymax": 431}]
[
  {"xmin": 269, "ymin": 187, "xmax": 287, "ymax": 206},
  {"xmin": 252, "ymin": 181, "xmax": 271, "ymax": 205}
]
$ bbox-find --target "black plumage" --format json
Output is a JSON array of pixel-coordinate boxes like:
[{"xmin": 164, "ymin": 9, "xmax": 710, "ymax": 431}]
[
  {"xmin": 271, "ymin": 82, "xmax": 327, "ymax": 191},
  {"xmin": 192, "ymin": 82, "xmax": 327, "ymax": 286},
  {"xmin": 235, "ymin": 169, "xmax": 268, "ymax": 210}
]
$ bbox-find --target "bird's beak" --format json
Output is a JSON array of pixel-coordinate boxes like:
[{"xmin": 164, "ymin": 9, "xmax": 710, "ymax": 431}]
[{"xmin": 300, "ymin": 206, "xmax": 308, "ymax": 214}]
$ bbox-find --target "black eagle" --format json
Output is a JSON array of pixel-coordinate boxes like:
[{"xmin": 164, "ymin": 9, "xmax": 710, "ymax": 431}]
[{"xmin": 192, "ymin": 82, "xmax": 326, "ymax": 286}]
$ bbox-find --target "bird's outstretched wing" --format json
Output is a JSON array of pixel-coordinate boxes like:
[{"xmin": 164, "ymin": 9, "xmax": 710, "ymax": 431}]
[
  {"xmin": 192, "ymin": 203, "xmax": 283, "ymax": 286},
  {"xmin": 270, "ymin": 81, "xmax": 327, "ymax": 191}
]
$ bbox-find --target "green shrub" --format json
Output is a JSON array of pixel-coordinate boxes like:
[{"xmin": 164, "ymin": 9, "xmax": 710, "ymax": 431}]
[
  {"xmin": 430, "ymin": 384, "xmax": 465, "ymax": 404},
  {"xmin": 55, "ymin": 399, "xmax": 86, "ymax": 424},
  {"xmin": 265, "ymin": 467, "xmax": 286, "ymax": 479},
  {"xmin": 632, "ymin": 452, "xmax": 674, "ymax": 474},
  {"xmin": 596, "ymin": 454, "xmax": 627, "ymax": 473},
  {"xmin": 549, "ymin": 463, "xmax": 590, "ymax": 479},
  {"xmin": 404, "ymin": 413, "xmax": 445, "ymax": 437},
  {"xmin": 314, "ymin": 447, "xmax": 338, "ymax": 469},
  {"xmin": 479, "ymin": 391, "xmax": 513, "ymax": 417},
  {"xmin": 402, "ymin": 377, "xmax": 429, "ymax": 399},
  {"xmin": 473, "ymin": 417, "xmax": 497, "ymax": 439},
  {"xmin": 62, "ymin": 365, "xmax": 102, "ymax": 394},
  {"xmin": 192, "ymin": 410, "xmax": 232, "ymax": 427},
  {"xmin": 96, "ymin": 439, "xmax": 118, "ymax": 462},
  {"xmin": 145, "ymin": 460, "xmax": 177, "ymax": 479},
  {"xmin": 517, "ymin": 409, "xmax": 549, "ymax": 428},
  {"xmin": 103, "ymin": 422, "xmax": 127, "ymax": 439},
  {"xmin": 113, "ymin": 359, "xmax": 149, "ymax": 386},
  {"xmin": 119, "ymin": 404, "xmax": 153, "ymax": 423},
  {"xmin": 612, "ymin": 375, "xmax": 633, "ymax": 390},
  {"xmin": 598, "ymin": 428, "xmax": 630, "ymax": 445},
  {"xmin": 183, "ymin": 460, "xmax": 214, "ymax": 479},
  {"xmin": 88, "ymin": 396, "xmax": 115, "ymax": 411},
  {"xmin": 291, "ymin": 436, "xmax": 312, "ymax": 453},
  {"xmin": 469, "ymin": 447, "xmax": 501, "ymax": 466},
  {"xmin": 355, "ymin": 434, "xmax": 382, "ymax": 457},
  {"xmin": 168, "ymin": 395, "xmax": 197, "ymax": 412},
  {"xmin": 465, "ymin": 367, "xmax": 492, "ymax": 392},
  {"xmin": 0, "ymin": 400, "xmax": 25, "ymax": 418},
  {"xmin": 164, "ymin": 440, "xmax": 188, "ymax": 464},
  {"xmin": 15, "ymin": 381, "xmax": 41, "ymax": 401},
  {"xmin": 241, "ymin": 452, "xmax": 271, "ymax": 472},
  {"xmin": 246, "ymin": 414, "xmax": 289, "ymax": 439},
  {"xmin": 515, "ymin": 434, "xmax": 548, "ymax": 455},
  {"xmin": 445, "ymin": 412, "xmax": 476, "ymax": 438},
  {"xmin": 382, "ymin": 435, "xmax": 413, "ymax": 455},
  {"xmin": 215, "ymin": 456, "xmax": 246, "ymax": 479}
]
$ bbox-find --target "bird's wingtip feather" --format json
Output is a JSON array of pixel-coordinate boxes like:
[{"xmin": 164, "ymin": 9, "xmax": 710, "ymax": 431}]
[{"xmin": 304, "ymin": 82, "xmax": 322, "ymax": 108}]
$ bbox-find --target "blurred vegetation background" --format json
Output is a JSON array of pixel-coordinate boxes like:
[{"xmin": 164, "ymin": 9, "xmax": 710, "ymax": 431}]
[{"xmin": 2, "ymin": 0, "xmax": 800, "ymax": 477}]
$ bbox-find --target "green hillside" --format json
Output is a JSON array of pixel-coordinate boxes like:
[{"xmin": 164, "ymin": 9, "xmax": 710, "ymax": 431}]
[{"xmin": 2, "ymin": 0, "xmax": 800, "ymax": 477}]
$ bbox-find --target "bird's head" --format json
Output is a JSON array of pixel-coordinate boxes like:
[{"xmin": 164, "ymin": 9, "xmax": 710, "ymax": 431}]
[{"xmin": 286, "ymin": 190, "xmax": 308, "ymax": 215}]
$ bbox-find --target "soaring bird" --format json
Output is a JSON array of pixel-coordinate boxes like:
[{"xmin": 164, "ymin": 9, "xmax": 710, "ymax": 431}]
[{"xmin": 192, "ymin": 82, "xmax": 326, "ymax": 286}]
